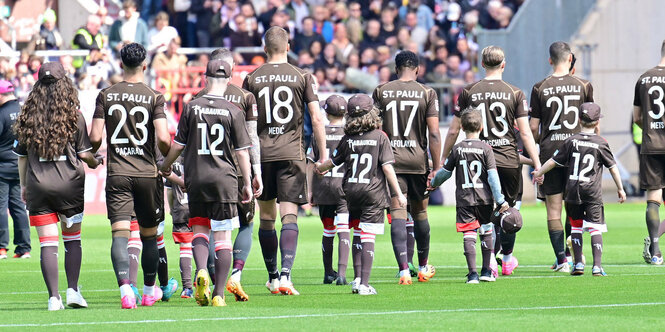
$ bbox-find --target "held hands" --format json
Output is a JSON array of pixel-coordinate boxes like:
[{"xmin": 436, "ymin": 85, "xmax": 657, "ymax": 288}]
[
  {"xmin": 618, "ymin": 189, "xmax": 627, "ymax": 203},
  {"xmin": 426, "ymin": 168, "xmax": 439, "ymax": 191},
  {"xmin": 315, "ymin": 161, "xmax": 329, "ymax": 176},
  {"xmin": 92, "ymin": 153, "xmax": 104, "ymax": 169},
  {"xmin": 159, "ymin": 163, "xmax": 172, "ymax": 177},
  {"xmin": 531, "ymin": 169, "xmax": 544, "ymax": 185}
]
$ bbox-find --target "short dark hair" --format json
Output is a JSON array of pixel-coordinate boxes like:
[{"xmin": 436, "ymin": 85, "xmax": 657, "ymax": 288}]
[
  {"xmin": 549, "ymin": 41, "xmax": 571, "ymax": 65},
  {"xmin": 211, "ymin": 48, "xmax": 233, "ymax": 61},
  {"xmin": 120, "ymin": 43, "xmax": 146, "ymax": 68},
  {"xmin": 264, "ymin": 26, "xmax": 289, "ymax": 56},
  {"xmin": 395, "ymin": 50, "xmax": 419, "ymax": 70},
  {"xmin": 461, "ymin": 107, "xmax": 482, "ymax": 133},
  {"xmin": 302, "ymin": 16, "xmax": 313, "ymax": 25}
]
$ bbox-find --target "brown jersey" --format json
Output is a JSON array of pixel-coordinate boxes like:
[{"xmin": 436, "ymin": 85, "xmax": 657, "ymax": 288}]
[
  {"xmin": 530, "ymin": 74, "xmax": 594, "ymax": 161},
  {"xmin": 552, "ymin": 133, "xmax": 616, "ymax": 204},
  {"xmin": 456, "ymin": 79, "xmax": 528, "ymax": 168},
  {"xmin": 174, "ymin": 94, "xmax": 252, "ymax": 203},
  {"xmin": 14, "ymin": 112, "xmax": 91, "ymax": 211},
  {"xmin": 308, "ymin": 124, "xmax": 345, "ymax": 205},
  {"xmin": 223, "ymin": 84, "xmax": 258, "ymax": 176},
  {"xmin": 373, "ymin": 80, "xmax": 439, "ymax": 174},
  {"xmin": 634, "ymin": 66, "xmax": 665, "ymax": 154},
  {"xmin": 242, "ymin": 62, "xmax": 318, "ymax": 162},
  {"xmin": 331, "ymin": 129, "xmax": 394, "ymax": 209},
  {"xmin": 443, "ymin": 139, "xmax": 496, "ymax": 207},
  {"xmin": 94, "ymin": 81, "xmax": 166, "ymax": 177}
]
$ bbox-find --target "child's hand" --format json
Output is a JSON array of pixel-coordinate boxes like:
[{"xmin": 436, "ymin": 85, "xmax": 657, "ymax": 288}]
[
  {"xmin": 397, "ymin": 193, "xmax": 407, "ymax": 208},
  {"xmin": 498, "ymin": 201, "xmax": 509, "ymax": 213},
  {"xmin": 531, "ymin": 170, "xmax": 544, "ymax": 185},
  {"xmin": 618, "ymin": 189, "xmax": 626, "ymax": 203}
]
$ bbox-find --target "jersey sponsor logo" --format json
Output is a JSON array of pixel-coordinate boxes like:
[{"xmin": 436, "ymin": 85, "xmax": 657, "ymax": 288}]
[
  {"xmin": 105, "ymin": 92, "xmax": 153, "ymax": 104},
  {"xmin": 571, "ymin": 138, "xmax": 599, "ymax": 151},
  {"xmin": 471, "ymin": 91, "xmax": 512, "ymax": 102},
  {"xmin": 346, "ymin": 138, "xmax": 377, "ymax": 152},
  {"xmin": 193, "ymin": 105, "xmax": 230, "ymax": 121}
]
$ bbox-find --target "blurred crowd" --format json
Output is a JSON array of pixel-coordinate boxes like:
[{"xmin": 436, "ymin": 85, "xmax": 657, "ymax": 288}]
[{"xmin": 0, "ymin": 0, "xmax": 521, "ymax": 103}]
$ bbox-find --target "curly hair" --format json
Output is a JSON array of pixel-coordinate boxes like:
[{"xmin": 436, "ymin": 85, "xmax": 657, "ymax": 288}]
[
  {"xmin": 344, "ymin": 108, "xmax": 382, "ymax": 135},
  {"xmin": 13, "ymin": 78, "xmax": 79, "ymax": 160}
]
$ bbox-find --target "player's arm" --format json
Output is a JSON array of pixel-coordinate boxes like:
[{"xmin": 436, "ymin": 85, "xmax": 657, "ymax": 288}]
[
  {"xmin": 246, "ymin": 119, "xmax": 263, "ymax": 196},
  {"xmin": 154, "ymin": 118, "xmax": 171, "ymax": 156},
  {"xmin": 164, "ymin": 172, "xmax": 185, "ymax": 188},
  {"xmin": 427, "ymin": 116, "xmax": 442, "ymax": 171},
  {"xmin": 529, "ymin": 118, "xmax": 540, "ymax": 142},
  {"xmin": 17, "ymin": 156, "xmax": 27, "ymax": 201},
  {"xmin": 633, "ymin": 106, "xmax": 642, "ymax": 128},
  {"xmin": 383, "ymin": 163, "xmax": 406, "ymax": 207},
  {"xmin": 89, "ymin": 119, "xmax": 105, "ymax": 153},
  {"xmin": 78, "ymin": 151, "xmax": 103, "ymax": 169},
  {"xmin": 308, "ymin": 100, "xmax": 327, "ymax": 161},
  {"xmin": 516, "ymin": 116, "xmax": 541, "ymax": 169},
  {"xmin": 160, "ymin": 143, "xmax": 184, "ymax": 175},
  {"xmin": 532, "ymin": 158, "xmax": 556, "ymax": 179},
  {"xmin": 236, "ymin": 148, "xmax": 253, "ymax": 204},
  {"xmin": 316, "ymin": 159, "xmax": 335, "ymax": 173},
  {"xmin": 519, "ymin": 154, "xmax": 534, "ymax": 167},
  {"xmin": 442, "ymin": 115, "xmax": 461, "ymax": 161}
]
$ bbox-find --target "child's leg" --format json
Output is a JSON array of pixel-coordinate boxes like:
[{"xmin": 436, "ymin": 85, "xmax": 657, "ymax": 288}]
[
  {"xmin": 590, "ymin": 228, "xmax": 603, "ymax": 268},
  {"xmin": 211, "ymin": 229, "xmax": 232, "ymax": 298},
  {"xmin": 320, "ymin": 205, "xmax": 337, "ymax": 276},
  {"xmin": 156, "ymin": 222, "xmax": 168, "ymax": 286},
  {"xmin": 174, "ymin": 226, "xmax": 193, "ymax": 290},
  {"xmin": 33, "ymin": 214, "xmax": 60, "ymax": 298},
  {"xmin": 350, "ymin": 215, "xmax": 362, "ymax": 280},
  {"xmin": 463, "ymin": 230, "xmax": 477, "ymax": 273},
  {"xmin": 566, "ymin": 204, "xmax": 585, "ymax": 264},
  {"xmin": 61, "ymin": 215, "xmax": 82, "ymax": 291},
  {"xmin": 336, "ymin": 209, "xmax": 351, "ymax": 279},
  {"xmin": 479, "ymin": 223, "xmax": 493, "ymax": 271},
  {"xmin": 127, "ymin": 219, "xmax": 142, "ymax": 287},
  {"xmin": 190, "ymin": 221, "xmax": 211, "ymax": 271},
  {"xmin": 360, "ymin": 230, "xmax": 376, "ymax": 286}
]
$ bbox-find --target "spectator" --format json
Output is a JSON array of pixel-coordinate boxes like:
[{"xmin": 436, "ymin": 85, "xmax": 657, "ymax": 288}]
[
  {"xmin": 219, "ymin": 0, "xmax": 240, "ymax": 32},
  {"xmin": 497, "ymin": 6, "xmax": 514, "ymax": 28},
  {"xmin": 376, "ymin": 46, "xmax": 392, "ymax": 65},
  {"xmin": 347, "ymin": 52, "xmax": 360, "ymax": 69},
  {"xmin": 0, "ymin": 80, "xmax": 30, "ymax": 260},
  {"xmin": 230, "ymin": 14, "xmax": 262, "ymax": 62},
  {"xmin": 331, "ymin": 2, "xmax": 349, "ymax": 22},
  {"xmin": 379, "ymin": 5, "xmax": 398, "ymax": 41},
  {"xmin": 109, "ymin": 0, "xmax": 149, "ymax": 54},
  {"xmin": 455, "ymin": 38, "xmax": 473, "ymax": 73},
  {"xmin": 347, "ymin": 2, "xmax": 363, "ymax": 24},
  {"xmin": 479, "ymin": 0, "xmax": 502, "ymax": 29},
  {"xmin": 148, "ymin": 11, "xmax": 179, "ymax": 56},
  {"xmin": 191, "ymin": 0, "xmax": 217, "ymax": 47},
  {"xmin": 403, "ymin": 11, "xmax": 428, "ymax": 52},
  {"xmin": 298, "ymin": 50, "xmax": 315, "ymax": 72},
  {"xmin": 312, "ymin": 5, "xmax": 334, "ymax": 43},
  {"xmin": 29, "ymin": 9, "xmax": 62, "ymax": 51},
  {"xmin": 240, "ymin": 2, "xmax": 262, "ymax": 34},
  {"xmin": 59, "ymin": 55, "xmax": 77, "ymax": 81},
  {"xmin": 27, "ymin": 56, "xmax": 42, "ymax": 79},
  {"xmin": 169, "ymin": 0, "xmax": 194, "ymax": 47},
  {"xmin": 293, "ymin": 16, "xmax": 326, "ymax": 54},
  {"xmin": 71, "ymin": 15, "xmax": 104, "ymax": 69},
  {"xmin": 259, "ymin": 0, "xmax": 286, "ymax": 31},
  {"xmin": 331, "ymin": 23, "xmax": 354, "ymax": 64},
  {"xmin": 398, "ymin": 0, "xmax": 434, "ymax": 31},
  {"xmin": 378, "ymin": 65, "xmax": 392, "ymax": 84},
  {"xmin": 152, "ymin": 37, "xmax": 188, "ymax": 101},
  {"xmin": 358, "ymin": 19, "xmax": 384, "ymax": 54},
  {"xmin": 83, "ymin": 49, "xmax": 115, "ymax": 86},
  {"xmin": 360, "ymin": 48, "xmax": 377, "ymax": 68},
  {"xmin": 309, "ymin": 40, "xmax": 323, "ymax": 60},
  {"xmin": 314, "ymin": 43, "xmax": 341, "ymax": 70},
  {"xmin": 427, "ymin": 42, "xmax": 448, "ymax": 71},
  {"xmin": 96, "ymin": 5, "xmax": 113, "ymax": 39},
  {"xmin": 446, "ymin": 54, "xmax": 464, "ymax": 81},
  {"xmin": 287, "ymin": 0, "xmax": 310, "ymax": 32},
  {"xmin": 463, "ymin": 69, "xmax": 477, "ymax": 84},
  {"xmin": 396, "ymin": 27, "xmax": 412, "ymax": 51},
  {"xmin": 425, "ymin": 62, "xmax": 450, "ymax": 84},
  {"xmin": 140, "ymin": 0, "xmax": 163, "ymax": 22}
]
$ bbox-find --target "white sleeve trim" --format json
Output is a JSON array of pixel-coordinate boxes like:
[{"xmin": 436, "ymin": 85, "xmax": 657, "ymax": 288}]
[
  {"xmin": 382, "ymin": 160, "xmax": 395, "ymax": 166},
  {"xmin": 553, "ymin": 159, "xmax": 565, "ymax": 167},
  {"xmin": 234, "ymin": 145, "xmax": 251, "ymax": 151},
  {"xmin": 12, "ymin": 151, "xmax": 27, "ymax": 157},
  {"xmin": 77, "ymin": 147, "xmax": 93, "ymax": 154},
  {"xmin": 173, "ymin": 140, "xmax": 186, "ymax": 146}
]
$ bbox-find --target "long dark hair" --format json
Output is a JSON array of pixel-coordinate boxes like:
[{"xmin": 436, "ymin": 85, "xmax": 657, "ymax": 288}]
[{"xmin": 14, "ymin": 78, "xmax": 79, "ymax": 160}]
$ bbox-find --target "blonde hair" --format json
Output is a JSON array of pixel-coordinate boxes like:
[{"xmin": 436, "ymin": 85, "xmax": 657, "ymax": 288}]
[{"xmin": 481, "ymin": 46, "xmax": 505, "ymax": 69}]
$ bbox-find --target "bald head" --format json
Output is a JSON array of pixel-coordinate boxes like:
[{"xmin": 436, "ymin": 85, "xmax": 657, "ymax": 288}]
[
  {"xmin": 264, "ymin": 26, "xmax": 289, "ymax": 57},
  {"xmin": 210, "ymin": 48, "xmax": 235, "ymax": 69},
  {"xmin": 87, "ymin": 14, "xmax": 101, "ymax": 35}
]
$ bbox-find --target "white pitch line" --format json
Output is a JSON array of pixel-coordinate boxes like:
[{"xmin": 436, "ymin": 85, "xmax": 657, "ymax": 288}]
[
  {"xmin": 4, "ymin": 272, "xmax": 665, "ymax": 296},
  {"xmin": 2, "ymin": 302, "xmax": 665, "ymax": 327}
]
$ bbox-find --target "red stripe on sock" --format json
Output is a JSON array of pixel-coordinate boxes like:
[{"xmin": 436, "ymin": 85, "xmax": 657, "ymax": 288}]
[{"xmin": 192, "ymin": 232, "xmax": 209, "ymax": 241}]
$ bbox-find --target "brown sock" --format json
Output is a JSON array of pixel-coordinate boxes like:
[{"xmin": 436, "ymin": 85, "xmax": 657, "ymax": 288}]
[
  {"xmin": 590, "ymin": 230, "xmax": 603, "ymax": 267},
  {"xmin": 127, "ymin": 238, "xmax": 142, "ymax": 286},
  {"xmin": 571, "ymin": 228, "xmax": 584, "ymax": 264},
  {"xmin": 140, "ymin": 235, "xmax": 159, "ymax": 287},
  {"xmin": 179, "ymin": 245, "xmax": 193, "ymax": 289},
  {"xmin": 480, "ymin": 232, "xmax": 492, "ymax": 271},
  {"xmin": 62, "ymin": 230, "xmax": 82, "ymax": 290},
  {"xmin": 463, "ymin": 231, "xmax": 477, "ymax": 273},
  {"xmin": 157, "ymin": 235, "xmax": 168, "ymax": 286},
  {"xmin": 337, "ymin": 228, "xmax": 350, "ymax": 278},
  {"xmin": 390, "ymin": 218, "xmax": 408, "ymax": 271},
  {"xmin": 279, "ymin": 221, "xmax": 299, "ymax": 278},
  {"xmin": 192, "ymin": 233, "xmax": 210, "ymax": 271},
  {"xmin": 352, "ymin": 230, "xmax": 362, "ymax": 279},
  {"xmin": 360, "ymin": 232, "xmax": 375, "ymax": 286},
  {"xmin": 213, "ymin": 240, "xmax": 232, "ymax": 298},
  {"xmin": 39, "ymin": 237, "xmax": 59, "ymax": 298},
  {"xmin": 258, "ymin": 224, "xmax": 279, "ymax": 280},
  {"xmin": 406, "ymin": 221, "xmax": 415, "ymax": 265},
  {"xmin": 414, "ymin": 218, "xmax": 431, "ymax": 266}
]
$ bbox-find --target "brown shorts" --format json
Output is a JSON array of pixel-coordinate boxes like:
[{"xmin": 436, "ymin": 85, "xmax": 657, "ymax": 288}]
[
  {"xmin": 237, "ymin": 177, "xmax": 255, "ymax": 225},
  {"xmin": 26, "ymin": 176, "xmax": 84, "ymax": 218},
  {"xmin": 390, "ymin": 173, "xmax": 429, "ymax": 201},
  {"xmin": 349, "ymin": 204, "xmax": 386, "ymax": 225},
  {"xmin": 259, "ymin": 159, "xmax": 307, "ymax": 205},
  {"xmin": 171, "ymin": 207, "xmax": 190, "ymax": 226},
  {"xmin": 106, "ymin": 176, "xmax": 164, "ymax": 227},
  {"xmin": 319, "ymin": 200, "xmax": 349, "ymax": 219},
  {"xmin": 640, "ymin": 154, "xmax": 665, "ymax": 190},
  {"xmin": 497, "ymin": 167, "xmax": 521, "ymax": 206},
  {"xmin": 542, "ymin": 166, "xmax": 567, "ymax": 196},
  {"xmin": 189, "ymin": 202, "xmax": 238, "ymax": 222},
  {"xmin": 565, "ymin": 202, "xmax": 604, "ymax": 227},
  {"xmin": 456, "ymin": 205, "xmax": 493, "ymax": 232}
]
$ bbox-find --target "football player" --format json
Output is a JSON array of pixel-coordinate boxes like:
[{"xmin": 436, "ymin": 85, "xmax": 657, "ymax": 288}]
[
  {"xmin": 530, "ymin": 42, "xmax": 594, "ymax": 272},
  {"xmin": 317, "ymin": 94, "xmax": 407, "ymax": 295},
  {"xmin": 442, "ymin": 46, "xmax": 541, "ymax": 276},
  {"xmin": 160, "ymin": 60, "xmax": 253, "ymax": 307},
  {"xmin": 533, "ymin": 103, "xmax": 626, "ymax": 276},
  {"xmin": 242, "ymin": 26, "xmax": 327, "ymax": 295},
  {"xmin": 372, "ymin": 51, "xmax": 441, "ymax": 284},
  {"xmin": 89, "ymin": 43, "xmax": 172, "ymax": 308},
  {"xmin": 632, "ymin": 40, "xmax": 665, "ymax": 265}
]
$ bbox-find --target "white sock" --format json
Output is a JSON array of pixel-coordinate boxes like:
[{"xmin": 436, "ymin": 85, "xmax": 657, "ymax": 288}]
[
  {"xmin": 503, "ymin": 254, "xmax": 513, "ymax": 263},
  {"xmin": 120, "ymin": 284, "xmax": 133, "ymax": 298},
  {"xmin": 566, "ymin": 256, "xmax": 573, "ymax": 263},
  {"xmin": 143, "ymin": 285, "xmax": 154, "ymax": 297},
  {"xmin": 419, "ymin": 265, "xmax": 427, "ymax": 272},
  {"xmin": 399, "ymin": 269, "xmax": 410, "ymax": 277},
  {"xmin": 231, "ymin": 269, "xmax": 242, "ymax": 282}
]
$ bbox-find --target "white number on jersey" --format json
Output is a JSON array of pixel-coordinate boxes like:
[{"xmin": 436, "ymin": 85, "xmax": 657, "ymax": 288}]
[
  {"xmin": 547, "ymin": 95, "xmax": 580, "ymax": 130},
  {"xmin": 460, "ymin": 159, "xmax": 483, "ymax": 189},
  {"xmin": 648, "ymin": 85, "xmax": 665, "ymax": 120},
  {"xmin": 197, "ymin": 123, "xmax": 225, "ymax": 156},
  {"xmin": 108, "ymin": 104, "xmax": 149, "ymax": 145},
  {"xmin": 386, "ymin": 100, "xmax": 419, "ymax": 137},
  {"xmin": 258, "ymin": 86, "xmax": 294, "ymax": 124},
  {"xmin": 569, "ymin": 152, "xmax": 594, "ymax": 182},
  {"xmin": 478, "ymin": 102, "xmax": 509, "ymax": 137},
  {"xmin": 348, "ymin": 153, "xmax": 372, "ymax": 184}
]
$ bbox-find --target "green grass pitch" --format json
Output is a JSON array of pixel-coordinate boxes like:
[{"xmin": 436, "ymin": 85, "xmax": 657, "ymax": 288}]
[{"xmin": 1, "ymin": 203, "xmax": 664, "ymax": 331}]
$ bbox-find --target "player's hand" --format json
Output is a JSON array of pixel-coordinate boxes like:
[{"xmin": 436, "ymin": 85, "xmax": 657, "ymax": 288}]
[
  {"xmin": 241, "ymin": 184, "xmax": 252, "ymax": 204},
  {"xmin": 252, "ymin": 174, "xmax": 263, "ymax": 198},
  {"xmin": 498, "ymin": 201, "xmax": 509, "ymax": 213},
  {"xmin": 315, "ymin": 162, "xmax": 328, "ymax": 176},
  {"xmin": 159, "ymin": 164, "xmax": 172, "ymax": 177},
  {"xmin": 530, "ymin": 170, "xmax": 544, "ymax": 185},
  {"xmin": 397, "ymin": 193, "xmax": 407, "ymax": 208},
  {"xmin": 618, "ymin": 189, "xmax": 627, "ymax": 203}
]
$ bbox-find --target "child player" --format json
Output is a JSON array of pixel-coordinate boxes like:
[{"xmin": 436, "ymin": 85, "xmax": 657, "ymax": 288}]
[
  {"xmin": 430, "ymin": 107, "xmax": 509, "ymax": 283},
  {"xmin": 308, "ymin": 95, "xmax": 352, "ymax": 285},
  {"xmin": 532, "ymin": 102, "xmax": 626, "ymax": 276},
  {"xmin": 317, "ymin": 94, "xmax": 407, "ymax": 295},
  {"xmin": 163, "ymin": 156, "xmax": 194, "ymax": 297}
]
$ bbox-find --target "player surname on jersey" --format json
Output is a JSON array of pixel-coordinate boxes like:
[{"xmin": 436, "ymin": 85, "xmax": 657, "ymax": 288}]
[
  {"xmin": 549, "ymin": 133, "xmax": 574, "ymax": 142},
  {"xmin": 541, "ymin": 85, "xmax": 582, "ymax": 96},
  {"xmin": 105, "ymin": 92, "xmax": 153, "ymax": 104},
  {"xmin": 391, "ymin": 139, "xmax": 417, "ymax": 148},
  {"xmin": 483, "ymin": 138, "xmax": 510, "ymax": 147}
]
